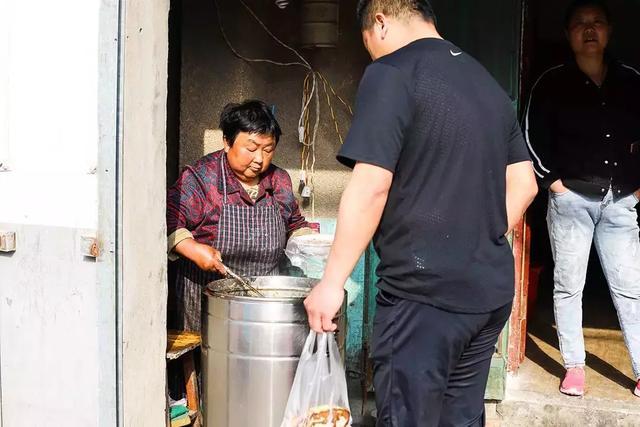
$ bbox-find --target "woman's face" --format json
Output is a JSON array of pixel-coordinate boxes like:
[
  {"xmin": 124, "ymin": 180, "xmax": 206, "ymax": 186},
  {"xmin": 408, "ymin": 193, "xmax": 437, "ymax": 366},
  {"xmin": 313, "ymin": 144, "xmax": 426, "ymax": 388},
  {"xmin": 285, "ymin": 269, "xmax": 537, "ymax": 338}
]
[
  {"xmin": 566, "ymin": 6, "xmax": 611, "ymax": 58},
  {"xmin": 224, "ymin": 132, "xmax": 276, "ymax": 184}
]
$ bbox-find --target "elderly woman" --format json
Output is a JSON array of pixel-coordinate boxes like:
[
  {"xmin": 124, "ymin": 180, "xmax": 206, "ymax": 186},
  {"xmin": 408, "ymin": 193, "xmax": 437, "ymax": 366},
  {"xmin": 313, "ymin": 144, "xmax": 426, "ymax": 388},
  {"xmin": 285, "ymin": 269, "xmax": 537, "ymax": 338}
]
[{"xmin": 167, "ymin": 100, "xmax": 313, "ymax": 331}]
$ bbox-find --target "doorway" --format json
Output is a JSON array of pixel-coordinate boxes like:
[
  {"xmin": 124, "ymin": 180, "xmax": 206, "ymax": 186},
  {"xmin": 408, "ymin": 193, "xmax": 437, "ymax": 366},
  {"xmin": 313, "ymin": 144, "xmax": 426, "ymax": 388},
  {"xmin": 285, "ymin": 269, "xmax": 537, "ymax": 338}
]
[
  {"xmin": 163, "ymin": 0, "xmax": 371, "ymax": 423},
  {"xmin": 163, "ymin": 0, "xmax": 543, "ymax": 423},
  {"xmin": 518, "ymin": 0, "xmax": 640, "ymax": 404}
]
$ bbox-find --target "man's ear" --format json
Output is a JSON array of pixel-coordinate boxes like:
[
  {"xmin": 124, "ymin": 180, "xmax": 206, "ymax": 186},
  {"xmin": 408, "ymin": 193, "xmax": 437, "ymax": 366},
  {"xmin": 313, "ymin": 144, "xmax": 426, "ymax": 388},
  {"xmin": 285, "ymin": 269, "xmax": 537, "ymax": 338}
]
[
  {"xmin": 375, "ymin": 13, "xmax": 388, "ymax": 39},
  {"xmin": 223, "ymin": 138, "xmax": 231, "ymax": 153}
]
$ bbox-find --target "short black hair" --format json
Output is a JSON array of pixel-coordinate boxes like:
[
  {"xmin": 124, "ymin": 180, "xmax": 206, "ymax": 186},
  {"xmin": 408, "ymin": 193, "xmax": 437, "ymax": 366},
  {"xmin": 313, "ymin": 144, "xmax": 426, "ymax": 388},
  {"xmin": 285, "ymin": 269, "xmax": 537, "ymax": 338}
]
[
  {"xmin": 219, "ymin": 100, "xmax": 282, "ymax": 145},
  {"xmin": 564, "ymin": 0, "xmax": 611, "ymax": 28},
  {"xmin": 357, "ymin": 0, "xmax": 436, "ymax": 30}
]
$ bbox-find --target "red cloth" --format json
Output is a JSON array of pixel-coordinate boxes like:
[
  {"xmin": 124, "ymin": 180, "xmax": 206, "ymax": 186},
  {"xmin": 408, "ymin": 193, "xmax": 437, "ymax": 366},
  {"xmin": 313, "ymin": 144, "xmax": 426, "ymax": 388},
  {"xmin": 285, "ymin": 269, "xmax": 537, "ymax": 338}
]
[{"xmin": 167, "ymin": 150, "xmax": 308, "ymax": 247}]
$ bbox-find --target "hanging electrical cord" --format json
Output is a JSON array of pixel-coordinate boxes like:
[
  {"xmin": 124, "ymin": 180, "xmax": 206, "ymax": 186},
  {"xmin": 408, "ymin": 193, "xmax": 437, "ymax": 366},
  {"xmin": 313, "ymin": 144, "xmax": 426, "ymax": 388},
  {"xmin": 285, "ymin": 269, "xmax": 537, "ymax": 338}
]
[
  {"xmin": 317, "ymin": 72, "xmax": 354, "ymax": 116},
  {"xmin": 218, "ymin": 0, "xmax": 318, "ymax": 162},
  {"xmin": 213, "ymin": 0, "xmax": 309, "ymax": 69},
  {"xmin": 238, "ymin": 0, "xmax": 312, "ymax": 69},
  {"xmin": 214, "ymin": 0, "xmax": 317, "ymax": 181},
  {"xmin": 213, "ymin": 0, "xmax": 353, "ymax": 219},
  {"xmin": 318, "ymin": 73, "xmax": 354, "ymax": 145}
]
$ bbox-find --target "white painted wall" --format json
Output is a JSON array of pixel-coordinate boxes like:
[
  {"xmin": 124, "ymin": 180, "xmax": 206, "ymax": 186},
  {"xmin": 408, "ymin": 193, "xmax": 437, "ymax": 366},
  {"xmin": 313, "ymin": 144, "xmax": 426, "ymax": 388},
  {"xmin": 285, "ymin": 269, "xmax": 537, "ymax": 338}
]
[
  {"xmin": 0, "ymin": 1, "xmax": 119, "ymax": 426},
  {"xmin": 0, "ymin": 1, "xmax": 99, "ymax": 229},
  {"xmin": 0, "ymin": 224, "xmax": 105, "ymax": 425},
  {"xmin": 0, "ymin": 0, "xmax": 171, "ymax": 424}
]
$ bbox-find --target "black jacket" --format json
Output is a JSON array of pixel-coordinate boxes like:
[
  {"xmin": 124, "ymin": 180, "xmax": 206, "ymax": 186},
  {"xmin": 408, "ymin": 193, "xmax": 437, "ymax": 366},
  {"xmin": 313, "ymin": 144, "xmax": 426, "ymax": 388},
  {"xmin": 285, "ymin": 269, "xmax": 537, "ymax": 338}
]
[{"xmin": 525, "ymin": 60, "xmax": 640, "ymax": 198}]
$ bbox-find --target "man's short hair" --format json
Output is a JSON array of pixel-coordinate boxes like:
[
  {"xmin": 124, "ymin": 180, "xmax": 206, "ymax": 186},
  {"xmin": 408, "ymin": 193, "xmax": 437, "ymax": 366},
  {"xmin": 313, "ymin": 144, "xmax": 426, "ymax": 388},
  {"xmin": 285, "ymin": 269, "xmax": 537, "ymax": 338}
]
[
  {"xmin": 356, "ymin": 0, "xmax": 436, "ymax": 30},
  {"xmin": 564, "ymin": 0, "xmax": 611, "ymax": 28}
]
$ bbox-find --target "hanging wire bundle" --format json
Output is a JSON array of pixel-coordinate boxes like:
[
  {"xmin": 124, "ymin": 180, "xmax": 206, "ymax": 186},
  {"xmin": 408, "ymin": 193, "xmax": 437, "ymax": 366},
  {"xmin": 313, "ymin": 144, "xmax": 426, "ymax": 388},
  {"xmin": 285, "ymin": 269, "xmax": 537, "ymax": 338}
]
[{"xmin": 214, "ymin": 0, "xmax": 354, "ymax": 219}]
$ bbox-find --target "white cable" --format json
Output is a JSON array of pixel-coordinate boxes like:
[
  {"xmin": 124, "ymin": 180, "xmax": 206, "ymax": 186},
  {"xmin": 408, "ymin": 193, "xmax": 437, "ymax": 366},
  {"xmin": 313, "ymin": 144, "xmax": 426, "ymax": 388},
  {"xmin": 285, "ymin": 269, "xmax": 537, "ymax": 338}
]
[
  {"xmin": 233, "ymin": 0, "xmax": 319, "ymax": 134},
  {"xmin": 213, "ymin": 0, "xmax": 310, "ymax": 69},
  {"xmin": 238, "ymin": 0, "xmax": 313, "ymax": 69},
  {"xmin": 214, "ymin": 0, "xmax": 327, "ymax": 217},
  {"xmin": 215, "ymin": 0, "xmax": 315, "ymax": 149},
  {"xmin": 309, "ymin": 72, "xmax": 320, "ymax": 220},
  {"xmin": 311, "ymin": 74, "xmax": 321, "ymax": 158},
  {"xmin": 298, "ymin": 73, "xmax": 317, "ymax": 141}
]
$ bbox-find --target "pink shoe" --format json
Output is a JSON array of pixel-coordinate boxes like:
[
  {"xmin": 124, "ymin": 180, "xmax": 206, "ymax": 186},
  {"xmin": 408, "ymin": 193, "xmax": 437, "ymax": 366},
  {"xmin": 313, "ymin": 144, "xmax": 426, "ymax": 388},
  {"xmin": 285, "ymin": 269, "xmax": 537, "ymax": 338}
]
[
  {"xmin": 560, "ymin": 367, "xmax": 585, "ymax": 396},
  {"xmin": 634, "ymin": 380, "xmax": 640, "ymax": 398}
]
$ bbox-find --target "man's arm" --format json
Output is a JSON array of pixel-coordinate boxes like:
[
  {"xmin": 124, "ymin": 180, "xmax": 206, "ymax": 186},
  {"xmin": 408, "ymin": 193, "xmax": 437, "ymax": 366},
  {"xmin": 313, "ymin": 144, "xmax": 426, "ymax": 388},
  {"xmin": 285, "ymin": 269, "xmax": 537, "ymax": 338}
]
[
  {"xmin": 506, "ymin": 160, "xmax": 538, "ymax": 234},
  {"xmin": 304, "ymin": 162, "xmax": 393, "ymax": 333}
]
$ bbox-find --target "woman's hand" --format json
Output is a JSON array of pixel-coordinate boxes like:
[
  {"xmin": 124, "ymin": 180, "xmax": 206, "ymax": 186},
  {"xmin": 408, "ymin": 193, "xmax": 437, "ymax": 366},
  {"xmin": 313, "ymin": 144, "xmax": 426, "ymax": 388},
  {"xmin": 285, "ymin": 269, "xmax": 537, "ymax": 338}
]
[
  {"xmin": 174, "ymin": 238, "xmax": 226, "ymax": 275},
  {"xmin": 194, "ymin": 245, "xmax": 226, "ymax": 274},
  {"xmin": 550, "ymin": 179, "xmax": 569, "ymax": 194}
]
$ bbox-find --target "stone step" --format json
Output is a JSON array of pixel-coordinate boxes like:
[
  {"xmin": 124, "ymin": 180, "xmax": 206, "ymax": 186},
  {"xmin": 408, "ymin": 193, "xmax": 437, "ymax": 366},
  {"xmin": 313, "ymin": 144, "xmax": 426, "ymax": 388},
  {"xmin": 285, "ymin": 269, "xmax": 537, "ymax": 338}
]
[{"xmin": 487, "ymin": 391, "xmax": 640, "ymax": 426}]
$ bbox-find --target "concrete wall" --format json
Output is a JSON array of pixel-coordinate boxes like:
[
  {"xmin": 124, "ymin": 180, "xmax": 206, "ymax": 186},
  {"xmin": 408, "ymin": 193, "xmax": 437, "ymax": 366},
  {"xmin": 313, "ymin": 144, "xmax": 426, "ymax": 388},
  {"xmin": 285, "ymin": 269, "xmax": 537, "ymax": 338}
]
[
  {"xmin": 120, "ymin": 0, "xmax": 170, "ymax": 425},
  {"xmin": 0, "ymin": 0, "xmax": 170, "ymax": 425},
  {"xmin": 178, "ymin": 0, "xmax": 370, "ymax": 219},
  {"xmin": 176, "ymin": 0, "xmax": 525, "ymax": 218},
  {"xmin": 0, "ymin": 0, "xmax": 119, "ymax": 425}
]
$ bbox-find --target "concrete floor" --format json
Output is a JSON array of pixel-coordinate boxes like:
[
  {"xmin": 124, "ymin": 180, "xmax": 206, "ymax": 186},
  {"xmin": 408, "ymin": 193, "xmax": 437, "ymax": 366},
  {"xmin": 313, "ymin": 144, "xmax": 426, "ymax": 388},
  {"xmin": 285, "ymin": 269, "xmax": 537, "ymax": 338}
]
[{"xmin": 494, "ymin": 283, "xmax": 640, "ymax": 426}]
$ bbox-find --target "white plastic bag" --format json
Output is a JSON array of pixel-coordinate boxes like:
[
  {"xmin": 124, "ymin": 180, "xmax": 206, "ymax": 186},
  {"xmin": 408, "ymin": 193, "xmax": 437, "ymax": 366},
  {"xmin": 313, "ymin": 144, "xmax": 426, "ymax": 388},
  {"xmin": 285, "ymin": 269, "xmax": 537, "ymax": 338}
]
[
  {"xmin": 281, "ymin": 331, "xmax": 352, "ymax": 427},
  {"xmin": 285, "ymin": 234, "xmax": 334, "ymax": 278}
]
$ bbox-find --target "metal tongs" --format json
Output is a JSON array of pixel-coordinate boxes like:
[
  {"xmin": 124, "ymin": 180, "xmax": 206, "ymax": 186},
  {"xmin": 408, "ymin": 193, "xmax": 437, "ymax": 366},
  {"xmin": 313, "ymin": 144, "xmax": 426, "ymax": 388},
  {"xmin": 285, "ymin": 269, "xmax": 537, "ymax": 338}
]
[{"xmin": 222, "ymin": 264, "xmax": 264, "ymax": 297}]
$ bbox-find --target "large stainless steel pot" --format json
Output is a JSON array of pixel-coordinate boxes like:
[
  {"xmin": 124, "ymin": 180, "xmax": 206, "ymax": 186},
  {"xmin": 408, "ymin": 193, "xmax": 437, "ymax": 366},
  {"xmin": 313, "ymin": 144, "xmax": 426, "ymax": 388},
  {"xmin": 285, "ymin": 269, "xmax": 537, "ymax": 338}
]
[{"xmin": 202, "ymin": 276, "xmax": 347, "ymax": 427}]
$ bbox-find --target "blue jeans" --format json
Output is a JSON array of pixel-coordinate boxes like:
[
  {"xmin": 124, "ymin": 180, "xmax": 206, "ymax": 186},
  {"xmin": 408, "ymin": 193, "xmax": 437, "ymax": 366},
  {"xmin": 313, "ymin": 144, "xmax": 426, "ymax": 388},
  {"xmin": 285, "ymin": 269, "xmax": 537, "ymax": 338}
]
[{"xmin": 547, "ymin": 189, "xmax": 640, "ymax": 378}]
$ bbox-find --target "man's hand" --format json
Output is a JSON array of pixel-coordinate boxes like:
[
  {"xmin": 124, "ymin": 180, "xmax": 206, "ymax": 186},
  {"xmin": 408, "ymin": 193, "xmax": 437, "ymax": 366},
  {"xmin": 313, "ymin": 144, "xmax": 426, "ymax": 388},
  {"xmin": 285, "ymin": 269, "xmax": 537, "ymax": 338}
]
[
  {"xmin": 549, "ymin": 179, "xmax": 569, "ymax": 194},
  {"xmin": 174, "ymin": 238, "xmax": 226, "ymax": 275},
  {"xmin": 304, "ymin": 280, "xmax": 345, "ymax": 333}
]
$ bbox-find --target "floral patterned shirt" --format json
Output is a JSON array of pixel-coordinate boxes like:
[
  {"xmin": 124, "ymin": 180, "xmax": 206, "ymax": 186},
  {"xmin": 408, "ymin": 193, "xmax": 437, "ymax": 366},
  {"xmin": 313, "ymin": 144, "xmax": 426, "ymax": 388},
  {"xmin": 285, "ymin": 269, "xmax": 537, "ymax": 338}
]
[{"xmin": 166, "ymin": 150, "xmax": 309, "ymax": 256}]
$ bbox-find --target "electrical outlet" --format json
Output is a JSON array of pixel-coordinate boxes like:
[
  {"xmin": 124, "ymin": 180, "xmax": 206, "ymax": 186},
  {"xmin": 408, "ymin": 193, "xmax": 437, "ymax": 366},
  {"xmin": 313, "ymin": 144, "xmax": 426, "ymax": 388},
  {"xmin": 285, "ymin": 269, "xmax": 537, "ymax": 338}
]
[{"xmin": 0, "ymin": 231, "xmax": 16, "ymax": 252}]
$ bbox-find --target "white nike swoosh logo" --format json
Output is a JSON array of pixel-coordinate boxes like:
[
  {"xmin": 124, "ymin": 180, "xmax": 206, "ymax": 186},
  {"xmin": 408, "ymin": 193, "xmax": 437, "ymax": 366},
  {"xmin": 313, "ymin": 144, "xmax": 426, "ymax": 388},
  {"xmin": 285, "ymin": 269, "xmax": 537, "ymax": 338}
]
[{"xmin": 450, "ymin": 49, "xmax": 463, "ymax": 57}]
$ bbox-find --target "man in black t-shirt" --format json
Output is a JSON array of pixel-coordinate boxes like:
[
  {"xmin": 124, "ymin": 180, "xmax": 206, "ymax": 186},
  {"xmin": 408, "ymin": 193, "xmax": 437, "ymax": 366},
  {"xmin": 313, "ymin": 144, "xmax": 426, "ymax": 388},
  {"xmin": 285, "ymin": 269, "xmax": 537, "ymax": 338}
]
[{"xmin": 304, "ymin": 1, "xmax": 538, "ymax": 425}]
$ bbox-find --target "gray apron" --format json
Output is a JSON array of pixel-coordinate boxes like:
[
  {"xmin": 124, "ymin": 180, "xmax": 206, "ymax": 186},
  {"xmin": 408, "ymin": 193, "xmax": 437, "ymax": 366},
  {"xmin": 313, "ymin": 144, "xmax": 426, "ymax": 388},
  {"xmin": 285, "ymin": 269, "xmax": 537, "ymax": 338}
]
[{"xmin": 171, "ymin": 155, "xmax": 287, "ymax": 332}]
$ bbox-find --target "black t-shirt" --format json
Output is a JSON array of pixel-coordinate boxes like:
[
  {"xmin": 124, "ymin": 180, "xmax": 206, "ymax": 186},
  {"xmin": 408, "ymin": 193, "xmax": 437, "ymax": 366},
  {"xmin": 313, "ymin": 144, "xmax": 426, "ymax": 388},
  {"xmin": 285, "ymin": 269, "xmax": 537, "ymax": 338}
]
[{"xmin": 338, "ymin": 38, "xmax": 531, "ymax": 313}]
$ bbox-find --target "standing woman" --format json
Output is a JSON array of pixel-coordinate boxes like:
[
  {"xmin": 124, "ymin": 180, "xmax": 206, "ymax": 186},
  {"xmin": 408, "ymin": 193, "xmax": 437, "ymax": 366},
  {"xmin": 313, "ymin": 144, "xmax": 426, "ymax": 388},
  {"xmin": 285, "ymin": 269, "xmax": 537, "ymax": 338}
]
[
  {"xmin": 526, "ymin": 0, "xmax": 640, "ymax": 396},
  {"xmin": 167, "ymin": 100, "xmax": 313, "ymax": 331}
]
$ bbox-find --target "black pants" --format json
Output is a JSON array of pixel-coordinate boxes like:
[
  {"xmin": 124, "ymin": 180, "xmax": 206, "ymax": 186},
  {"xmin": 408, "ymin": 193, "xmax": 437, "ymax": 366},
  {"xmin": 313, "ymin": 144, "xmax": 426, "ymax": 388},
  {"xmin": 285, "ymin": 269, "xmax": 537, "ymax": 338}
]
[{"xmin": 372, "ymin": 290, "xmax": 512, "ymax": 427}]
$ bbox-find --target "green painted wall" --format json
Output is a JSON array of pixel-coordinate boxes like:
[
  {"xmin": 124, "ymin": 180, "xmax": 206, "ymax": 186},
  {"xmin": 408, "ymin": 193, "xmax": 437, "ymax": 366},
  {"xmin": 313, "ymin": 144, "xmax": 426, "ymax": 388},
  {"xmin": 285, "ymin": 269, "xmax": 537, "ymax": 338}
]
[
  {"xmin": 432, "ymin": 0, "xmax": 523, "ymax": 101},
  {"xmin": 435, "ymin": 0, "xmax": 524, "ymax": 401}
]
